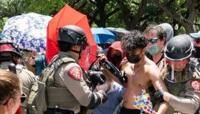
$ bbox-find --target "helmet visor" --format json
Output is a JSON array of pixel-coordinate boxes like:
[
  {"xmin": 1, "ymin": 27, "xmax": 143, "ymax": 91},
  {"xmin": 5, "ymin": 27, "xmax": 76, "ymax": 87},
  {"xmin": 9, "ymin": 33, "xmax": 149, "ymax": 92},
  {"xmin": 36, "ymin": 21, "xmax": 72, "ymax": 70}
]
[
  {"xmin": 166, "ymin": 59, "xmax": 188, "ymax": 64},
  {"xmin": 166, "ymin": 58, "xmax": 189, "ymax": 71}
]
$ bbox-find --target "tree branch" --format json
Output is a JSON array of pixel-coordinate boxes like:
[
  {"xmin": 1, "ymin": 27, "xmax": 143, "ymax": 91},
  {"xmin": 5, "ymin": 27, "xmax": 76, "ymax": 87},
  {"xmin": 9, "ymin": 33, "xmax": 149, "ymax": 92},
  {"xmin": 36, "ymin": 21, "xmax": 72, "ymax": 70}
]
[
  {"xmin": 154, "ymin": 0, "xmax": 186, "ymax": 25},
  {"xmin": 186, "ymin": 0, "xmax": 197, "ymax": 22},
  {"xmin": 135, "ymin": 0, "xmax": 147, "ymax": 19},
  {"xmin": 88, "ymin": 8, "xmax": 99, "ymax": 24},
  {"xmin": 105, "ymin": 7, "xmax": 120, "ymax": 19},
  {"xmin": 71, "ymin": 0, "xmax": 81, "ymax": 6},
  {"xmin": 88, "ymin": 0, "xmax": 96, "ymax": 5},
  {"xmin": 78, "ymin": 1, "xmax": 87, "ymax": 9}
]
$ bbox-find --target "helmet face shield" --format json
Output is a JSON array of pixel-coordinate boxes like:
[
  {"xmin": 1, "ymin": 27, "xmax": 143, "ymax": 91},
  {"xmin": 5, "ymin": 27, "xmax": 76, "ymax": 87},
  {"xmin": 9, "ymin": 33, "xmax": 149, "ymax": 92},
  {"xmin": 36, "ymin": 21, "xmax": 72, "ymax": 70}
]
[
  {"xmin": 166, "ymin": 58, "xmax": 189, "ymax": 71},
  {"xmin": 166, "ymin": 59, "xmax": 188, "ymax": 64},
  {"xmin": 165, "ymin": 58, "xmax": 191, "ymax": 83}
]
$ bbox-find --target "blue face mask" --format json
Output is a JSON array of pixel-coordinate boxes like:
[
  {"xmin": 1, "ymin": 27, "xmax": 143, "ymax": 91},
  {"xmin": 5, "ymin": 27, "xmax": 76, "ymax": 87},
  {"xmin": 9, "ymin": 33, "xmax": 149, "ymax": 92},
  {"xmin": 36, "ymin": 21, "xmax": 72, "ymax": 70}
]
[{"xmin": 147, "ymin": 45, "xmax": 161, "ymax": 56}]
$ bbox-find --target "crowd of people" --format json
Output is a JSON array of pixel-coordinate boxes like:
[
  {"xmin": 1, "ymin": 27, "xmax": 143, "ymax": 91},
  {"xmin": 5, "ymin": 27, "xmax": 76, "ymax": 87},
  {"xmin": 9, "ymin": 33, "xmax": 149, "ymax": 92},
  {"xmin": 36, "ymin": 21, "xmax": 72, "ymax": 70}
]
[{"xmin": 0, "ymin": 22, "xmax": 199, "ymax": 114}]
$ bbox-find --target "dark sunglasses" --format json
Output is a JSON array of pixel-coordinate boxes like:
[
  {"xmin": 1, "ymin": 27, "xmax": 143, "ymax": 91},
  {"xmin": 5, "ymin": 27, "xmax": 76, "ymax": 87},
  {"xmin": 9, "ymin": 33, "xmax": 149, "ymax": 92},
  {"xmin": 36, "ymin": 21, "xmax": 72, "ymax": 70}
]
[{"xmin": 148, "ymin": 37, "xmax": 159, "ymax": 44}]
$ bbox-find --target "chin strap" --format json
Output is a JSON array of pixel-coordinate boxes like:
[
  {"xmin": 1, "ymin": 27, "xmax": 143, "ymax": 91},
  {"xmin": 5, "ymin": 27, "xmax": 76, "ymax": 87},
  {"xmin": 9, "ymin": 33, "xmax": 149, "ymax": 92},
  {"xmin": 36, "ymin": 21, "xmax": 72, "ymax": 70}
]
[
  {"xmin": 71, "ymin": 49, "xmax": 82, "ymax": 59},
  {"xmin": 71, "ymin": 45, "xmax": 86, "ymax": 59},
  {"xmin": 71, "ymin": 49, "xmax": 81, "ymax": 54}
]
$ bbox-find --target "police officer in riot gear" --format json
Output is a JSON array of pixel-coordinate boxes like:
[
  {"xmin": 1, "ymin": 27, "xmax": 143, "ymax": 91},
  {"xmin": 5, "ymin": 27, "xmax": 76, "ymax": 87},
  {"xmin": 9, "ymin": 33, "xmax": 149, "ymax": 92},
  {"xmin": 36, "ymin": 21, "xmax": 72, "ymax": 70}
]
[
  {"xmin": 0, "ymin": 40, "xmax": 21, "ymax": 68},
  {"xmin": 0, "ymin": 39, "xmax": 37, "ymax": 94},
  {"xmin": 44, "ymin": 25, "xmax": 110, "ymax": 114},
  {"xmin": 0, "ymin": 39, "xmax": 37, "ymax": 114},
  {"xmin": 160, "ymin": 34, "xmax": 200, "ymax": 114}
]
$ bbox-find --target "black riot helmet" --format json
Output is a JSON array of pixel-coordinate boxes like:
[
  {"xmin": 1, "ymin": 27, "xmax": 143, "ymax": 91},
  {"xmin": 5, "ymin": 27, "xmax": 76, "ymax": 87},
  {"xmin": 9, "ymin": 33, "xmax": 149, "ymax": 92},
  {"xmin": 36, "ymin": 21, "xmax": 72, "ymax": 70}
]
[
  {"xmin": 58, "ymin": 25, "xmax": 87, "ymax": 51},
  {"xmin": 164, "ymin": 34, "xmax": 193, "ymax": 60}
]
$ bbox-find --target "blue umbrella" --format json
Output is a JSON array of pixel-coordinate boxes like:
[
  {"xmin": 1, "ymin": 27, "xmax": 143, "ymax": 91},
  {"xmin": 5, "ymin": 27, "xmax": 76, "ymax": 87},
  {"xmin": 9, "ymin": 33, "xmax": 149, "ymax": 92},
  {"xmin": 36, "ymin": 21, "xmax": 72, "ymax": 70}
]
[
  {"xmin": 2, "ymin": 12, "xmax": 51, "ymax": 53},
  {"xmin": 106, "ymin": 27, "xmax": 130, "ymax": 40},
  {"xmin": 106, "ymin": 27, "xmax": 130, "ymax": 35},
  {"xmin": 91, "ymin": 28, "xmax": 116, "ymax": 44}
]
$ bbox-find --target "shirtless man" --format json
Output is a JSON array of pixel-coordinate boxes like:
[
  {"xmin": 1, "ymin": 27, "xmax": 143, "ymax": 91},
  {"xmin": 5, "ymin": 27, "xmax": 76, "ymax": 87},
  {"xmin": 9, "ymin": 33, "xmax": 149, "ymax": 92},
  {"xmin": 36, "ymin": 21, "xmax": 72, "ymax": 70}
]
[{"xmin": 118, "ymin": 30, "xmax": 168, "ymax": 114}]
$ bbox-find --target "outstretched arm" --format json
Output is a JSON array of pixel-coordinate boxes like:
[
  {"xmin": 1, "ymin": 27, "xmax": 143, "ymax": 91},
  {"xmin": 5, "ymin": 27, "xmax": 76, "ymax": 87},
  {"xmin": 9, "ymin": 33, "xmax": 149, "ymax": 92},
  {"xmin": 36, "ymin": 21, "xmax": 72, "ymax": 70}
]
[
  {"xmin": 163, "ymin": 91, "xmax": 200, "ymax": 114},
  {"xmin": 149, "ymin": 65, "xmax": 168, "ymax": 93},
  {"xmin": 149, "ymin": 65, "xmax": 169, "ymax": 114}
]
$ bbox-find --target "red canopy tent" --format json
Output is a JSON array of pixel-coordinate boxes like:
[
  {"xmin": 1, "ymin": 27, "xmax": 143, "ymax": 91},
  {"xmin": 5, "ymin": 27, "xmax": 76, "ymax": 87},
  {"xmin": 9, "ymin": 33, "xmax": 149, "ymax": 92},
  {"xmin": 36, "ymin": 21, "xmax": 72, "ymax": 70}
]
[{"xmin": 46, "ymin": 5, "xmax": 97, "ymax": 70}]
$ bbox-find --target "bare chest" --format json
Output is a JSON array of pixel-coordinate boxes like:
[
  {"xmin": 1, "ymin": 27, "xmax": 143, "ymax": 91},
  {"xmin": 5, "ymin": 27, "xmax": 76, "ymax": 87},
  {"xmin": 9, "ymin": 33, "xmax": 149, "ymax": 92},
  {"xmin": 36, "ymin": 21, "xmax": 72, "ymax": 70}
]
[{"xmin": 124, "ymin": 65, "xmax": 150, "ymax": 90}]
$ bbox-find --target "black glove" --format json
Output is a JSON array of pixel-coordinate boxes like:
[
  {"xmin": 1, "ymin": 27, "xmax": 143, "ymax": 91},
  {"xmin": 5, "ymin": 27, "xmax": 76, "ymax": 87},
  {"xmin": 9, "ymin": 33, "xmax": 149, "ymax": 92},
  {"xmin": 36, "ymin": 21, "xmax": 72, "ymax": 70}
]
[
  {"xmin": 87, "ymin": 70, "xmax": 105, "ymax": 90},
  {"xmin": 153, "ymin": 90, "xmax": 164, "ymax": 103},
  {"xmin": 88, "ymin": 70, "xmax": 105, "ymax": 85}
]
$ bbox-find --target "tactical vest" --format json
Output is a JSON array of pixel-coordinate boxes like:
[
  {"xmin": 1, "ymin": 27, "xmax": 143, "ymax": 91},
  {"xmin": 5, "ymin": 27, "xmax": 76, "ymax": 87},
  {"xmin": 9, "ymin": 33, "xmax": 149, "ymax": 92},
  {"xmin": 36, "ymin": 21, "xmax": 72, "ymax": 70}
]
[
  {"xmin": 46, "ymin": 55, "xmax": 77, "ymax": 108},
  {"xmin": 27, "ymin": 55, "xmax": 75, "ymax": 114}
]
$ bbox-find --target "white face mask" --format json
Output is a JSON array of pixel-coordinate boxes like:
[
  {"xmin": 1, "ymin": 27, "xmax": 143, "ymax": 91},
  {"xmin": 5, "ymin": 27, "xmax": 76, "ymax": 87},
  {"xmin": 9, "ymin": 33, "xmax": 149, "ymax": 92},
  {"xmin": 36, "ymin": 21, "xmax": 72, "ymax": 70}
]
[{"xmin": 147, "ymin": 44, "xmax": 161, "ymax": 55}]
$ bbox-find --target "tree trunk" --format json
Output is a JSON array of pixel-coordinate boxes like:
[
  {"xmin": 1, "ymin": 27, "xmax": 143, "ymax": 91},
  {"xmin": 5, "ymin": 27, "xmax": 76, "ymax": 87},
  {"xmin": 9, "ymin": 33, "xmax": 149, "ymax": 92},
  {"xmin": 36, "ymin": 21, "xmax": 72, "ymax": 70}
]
[
  {"xmin": 117, "ymin": 0, "xmax": 148, "ymax": 30},
  {"xmin": 154, "ymin": 0, "xmax": 198, "ymax": 33}
]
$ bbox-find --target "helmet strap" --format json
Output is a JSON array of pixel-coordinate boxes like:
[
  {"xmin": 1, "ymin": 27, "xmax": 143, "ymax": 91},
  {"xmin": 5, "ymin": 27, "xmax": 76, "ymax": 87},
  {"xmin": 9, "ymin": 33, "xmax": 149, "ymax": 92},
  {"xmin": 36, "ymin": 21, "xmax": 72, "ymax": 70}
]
[
  {"xmin": 71, "ymin": 49, "xmax": 80, "ymax": 54},
  {"xmin": 70, "ymin": 44, "xmax": 86, "ymax": 59},
  {"xmin": 71, "ymin": 49, "xmax": 82, "ymax": 59}
]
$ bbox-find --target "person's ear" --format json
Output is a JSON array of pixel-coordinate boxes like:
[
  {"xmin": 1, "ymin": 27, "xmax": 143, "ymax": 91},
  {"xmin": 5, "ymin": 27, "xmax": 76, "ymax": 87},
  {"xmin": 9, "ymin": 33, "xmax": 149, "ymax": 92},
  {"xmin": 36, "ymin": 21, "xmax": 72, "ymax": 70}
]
[
  {"xmin": 141, "ymin": 48, "xmax": 146, "ymax": 55},
  {"xmin": 4, "ymin": 98, "xmax": 13, "ymax": 113},
  {"xmin": 7, "ymin": 98, "xmax": 14, "ymax": 108},
  {"xmin": 5, "ymin": 97, "xmax": 20, "ymax": 114}
]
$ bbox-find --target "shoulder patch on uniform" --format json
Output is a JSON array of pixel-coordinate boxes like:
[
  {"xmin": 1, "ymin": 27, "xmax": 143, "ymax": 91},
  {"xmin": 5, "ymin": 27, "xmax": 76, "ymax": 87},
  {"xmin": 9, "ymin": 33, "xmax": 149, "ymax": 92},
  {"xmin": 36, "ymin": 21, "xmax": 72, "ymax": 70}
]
[
  {"xmin": 67, "ymin": 66, "xmax": 82, "ymax": 81},
  {"xmin": 191, "ymin": 80, "xmax": 200, "ymax": 91}
]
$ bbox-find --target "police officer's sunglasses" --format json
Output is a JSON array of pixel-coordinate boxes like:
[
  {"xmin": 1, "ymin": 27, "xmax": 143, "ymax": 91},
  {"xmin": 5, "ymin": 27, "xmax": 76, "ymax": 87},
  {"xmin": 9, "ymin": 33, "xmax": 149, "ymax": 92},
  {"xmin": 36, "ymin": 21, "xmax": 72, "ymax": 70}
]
[{"xmin": 148, "ymin": 37, "xmax": 159, "ymax": 44}]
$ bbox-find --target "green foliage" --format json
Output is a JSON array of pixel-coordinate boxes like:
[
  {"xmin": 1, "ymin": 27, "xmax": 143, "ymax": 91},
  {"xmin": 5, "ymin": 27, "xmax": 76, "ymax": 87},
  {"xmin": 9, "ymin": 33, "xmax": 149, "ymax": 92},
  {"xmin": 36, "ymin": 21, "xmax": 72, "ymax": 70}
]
[
  {"xmin": 26, "ymin": 0, "xmax": 66, "ymax": 15},
  {"xmin": 0, "ymin": 0, "xmax": 199, "ymax": 33},
  {"xmin": 0, "ymin": 0, "xmax": 66, "ymax": 29},
  {"xmin": 121, "ymin": 0, "xmax": 141, "ymax": 15},
  {"xmin": 106, "ymin": 10, "xmax": 125, "ymax": 28},
  {"xmin": 0, "ymin": 18, "xmax": 8, "ymax": 32}
]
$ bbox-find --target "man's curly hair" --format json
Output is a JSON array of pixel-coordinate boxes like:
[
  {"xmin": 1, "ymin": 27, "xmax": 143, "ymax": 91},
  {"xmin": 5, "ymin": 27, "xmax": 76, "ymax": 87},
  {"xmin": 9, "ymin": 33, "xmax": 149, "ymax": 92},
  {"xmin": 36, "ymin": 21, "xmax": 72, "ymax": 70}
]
[{"xmin": 121, "ymin": 30, "xmax": 148, "ymax": 52}]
